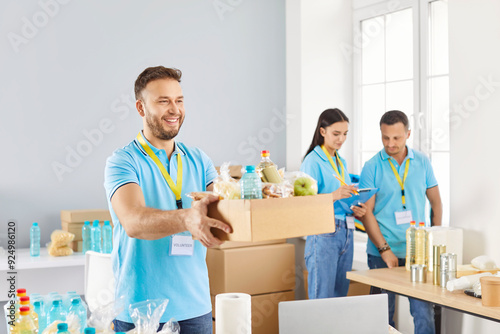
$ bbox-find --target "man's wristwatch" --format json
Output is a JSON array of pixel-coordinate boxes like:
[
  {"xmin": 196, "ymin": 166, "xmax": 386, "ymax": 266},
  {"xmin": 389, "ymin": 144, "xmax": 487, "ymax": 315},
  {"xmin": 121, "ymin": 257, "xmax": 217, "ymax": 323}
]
[{"xmin": 377, "ymin": 242, "xmax": 391, "ymax": 254}]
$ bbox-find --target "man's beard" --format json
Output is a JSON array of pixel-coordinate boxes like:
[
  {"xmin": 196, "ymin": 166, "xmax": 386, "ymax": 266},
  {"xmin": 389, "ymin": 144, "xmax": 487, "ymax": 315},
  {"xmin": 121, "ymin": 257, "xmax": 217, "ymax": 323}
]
[{"xmin": 145, "ymin": 112, "xmax": 183, "ymax": 140}]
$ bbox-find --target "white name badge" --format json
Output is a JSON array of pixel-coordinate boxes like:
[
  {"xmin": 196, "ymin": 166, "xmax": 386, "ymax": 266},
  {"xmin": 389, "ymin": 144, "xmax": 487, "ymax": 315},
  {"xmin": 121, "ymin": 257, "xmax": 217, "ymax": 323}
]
[
  {"xmin": 394, "ymin": 210, "xmax": 413, "ymax": 225},
  {"xmin": 346, "ymin": 216, "xmax": 355, "ymax": 230},
  {"xmin": 170, "ymin": 235, "xmax": 194, "ymax": 256}
]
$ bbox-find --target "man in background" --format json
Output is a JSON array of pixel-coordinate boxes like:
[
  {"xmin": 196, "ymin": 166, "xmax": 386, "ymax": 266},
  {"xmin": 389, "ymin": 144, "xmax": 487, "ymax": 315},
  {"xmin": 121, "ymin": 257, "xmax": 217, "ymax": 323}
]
[{"xmin": 359, "ymin": 110, "xmax": 442, "ymax": 334}]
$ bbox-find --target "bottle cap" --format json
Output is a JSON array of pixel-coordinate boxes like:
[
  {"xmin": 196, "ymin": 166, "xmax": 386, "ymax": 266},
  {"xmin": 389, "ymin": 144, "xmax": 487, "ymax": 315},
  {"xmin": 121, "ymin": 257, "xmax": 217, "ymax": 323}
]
[
  {"xmin": 410, "ymin": 221, "xmax": 416, "ymax": 225},
  {"xmin": 245, "ymin": 165, "xmax": 256, "ymax": 172},
  {"xmin": 17, "ymin": 288, "xmax": 26, "ymax": 295},
  {"xmin": 418, "ymin": 222, "xmax": 425, "ymax": 226},
  {"xmin": 33, "ymin": 300, "xmax": 42, "ymax": 307},
  {"xmin": 33, "ymin": 222, "xmax": 38, "ymax": 226},
  {"xmin": 261, "ymin": 150, "xmax": 270, "ymax": 157},
  {"xmin": 20, "ymin": 296, "xmax": 30, "ymax": 303},
  {"xmin": 53, "ymin": 299, "xmax": 61, "ymax": 305},
  {"xmin": 71, "ymin": 298, "xmax": 80, "ymax": 305},
  {"xmin": 93, "ymin": 220, "xmax": 99, "ymax": 226},
  {"xmin": 19, "ymin": 306, "xmax": 30, "ymax": 314},
  {"xmin": 104, "ymin": 220, "xmax": 110, "ymax": 225},
  {"xmin": 84, "ymin": 221, "xmax": 90, "ymax": 225},
  {"xmin": 84, "ymin": 328, "xmax": 96, "ymax": 334},
  {"xmin": 57, "ymin": 323, "xmax": 69, "ymax": 331}
]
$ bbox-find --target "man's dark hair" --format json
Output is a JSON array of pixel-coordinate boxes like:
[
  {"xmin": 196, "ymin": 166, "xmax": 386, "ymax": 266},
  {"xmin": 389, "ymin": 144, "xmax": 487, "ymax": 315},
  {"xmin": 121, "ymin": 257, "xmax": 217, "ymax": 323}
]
[
  {"xmin": 134, "ymin": 66, "xmax": 182, "ymax": 100},
  {"xmin": 380, "ymin": 110, "xmax": 409, "ymax": 129}
]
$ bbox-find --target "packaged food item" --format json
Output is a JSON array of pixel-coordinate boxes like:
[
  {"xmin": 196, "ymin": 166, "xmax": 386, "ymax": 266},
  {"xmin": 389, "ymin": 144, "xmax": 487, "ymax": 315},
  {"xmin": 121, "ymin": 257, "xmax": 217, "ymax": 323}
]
[
  {"xmin": 213, "ymin": 163, "xmax": 241, "ymax": 200},
  {"xmin": 50, "ymin": 230, "xmax": 75, "ymax": 248},
  {"xmin": 471, "ymin": 255, "xmax": 498, "ymax": 270},
  {"xmin": 47, "ymin": 243, "xmax": 73, "ymax": 257},
  {"xmin": 261, "ymin": 183, "xmax": 294, "ymax": 199}
]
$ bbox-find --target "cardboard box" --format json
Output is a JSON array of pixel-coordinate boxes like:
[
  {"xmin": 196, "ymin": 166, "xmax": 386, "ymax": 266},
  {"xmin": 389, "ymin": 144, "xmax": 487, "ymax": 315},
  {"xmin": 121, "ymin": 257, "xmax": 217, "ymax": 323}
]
[
  {"xmin": 60, "ymin": 209, "xmax": 111, "ymax": 223},
  {"xmin": 68, "ymin": 240, "xmax": 83, "ymax": 252},
  {"xmin": 208, "ymin": 194, "xmax": 334, "ymax": 242},
  {"xmin": 213, "ymin": 239, "xmax": 286, "ymax": 250},
  {"xmin": 206, "ymin": 243, "xmax": 295, "ymax": 295},
  {"xmin": 215, "ymin": 165, "xmax": 243, "ymax": 179},
  {"xmin": 61, "ymin": 220, "xmax": 114, "ymax": 240},
  {"xmin": 212, "ymin": 290, "xmax": 295, "ymax": 334}
]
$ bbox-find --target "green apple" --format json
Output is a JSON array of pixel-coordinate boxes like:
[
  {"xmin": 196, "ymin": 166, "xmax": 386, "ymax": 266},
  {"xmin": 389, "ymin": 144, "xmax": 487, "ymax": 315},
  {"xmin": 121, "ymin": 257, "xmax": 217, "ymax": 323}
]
[{"xmin": 294, "ymin": 176, "xmax": 318, "ymax": 196}]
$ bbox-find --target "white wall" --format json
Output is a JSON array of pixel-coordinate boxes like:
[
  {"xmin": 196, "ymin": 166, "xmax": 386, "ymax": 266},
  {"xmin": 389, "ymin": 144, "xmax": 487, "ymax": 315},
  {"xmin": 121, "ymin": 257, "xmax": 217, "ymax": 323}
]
[
  {"xmin": 286, "ymin": 0, "xmax": 353, "ymax": 172},
  {"xmin": 446, "ymin": 0, "xmax": 500, "ymax": 333},
  {"xmin": 0, "ymin": 0, "xmax": 285, "ymax": 248}
]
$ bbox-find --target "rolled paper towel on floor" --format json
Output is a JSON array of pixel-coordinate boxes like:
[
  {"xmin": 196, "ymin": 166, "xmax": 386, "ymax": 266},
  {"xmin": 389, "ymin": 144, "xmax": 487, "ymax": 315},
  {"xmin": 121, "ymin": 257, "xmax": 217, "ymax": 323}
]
[
  {"xmin": 446, "ymin": 272, "xmax": 493, "ymax": 291},
  {"xmin": 216, "ymin": 293, "xmax": 251, "ymax": 334}
]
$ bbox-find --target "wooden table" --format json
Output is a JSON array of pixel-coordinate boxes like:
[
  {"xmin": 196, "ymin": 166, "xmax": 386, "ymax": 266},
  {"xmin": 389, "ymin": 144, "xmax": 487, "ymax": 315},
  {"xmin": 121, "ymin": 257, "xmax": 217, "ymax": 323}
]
[{"xmin": 346, "ymin": 267, "xmax": 500, "ymax": 323}]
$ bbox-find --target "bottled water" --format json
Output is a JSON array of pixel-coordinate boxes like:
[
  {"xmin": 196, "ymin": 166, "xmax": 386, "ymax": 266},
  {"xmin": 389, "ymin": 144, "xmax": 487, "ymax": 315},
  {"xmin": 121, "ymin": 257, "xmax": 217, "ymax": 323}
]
[
  {"xmin": 47, "ymin": 299, "xmax": 66, "ymax": 326},
  {"xmin": 30, "ymin": 222, "xmax": 40, "ymax": 257},
  {"xmin": 405, "ymin": 221, "xmax": 416, "ymax": 271},
  {"xmin": 240, "ymin": 165, "xmax": 263, "ymax": 199},
  {"xmin": 82, "ymin": 221, "xmax": 92, "ymax": 254},
  {"xmin": 68, "ymin": 298, "xmax": 87, "ymax": 331},
  {"xmin": 102, "ymin": 221, "xmax": 113, "ymax": 254},
  {"xmin": 91, "ymin": 220, "xmax": 102, "ymax": 253},
  {"xmin": 33, "ymin": 300, "xmax": 47, "ymax": 334}
]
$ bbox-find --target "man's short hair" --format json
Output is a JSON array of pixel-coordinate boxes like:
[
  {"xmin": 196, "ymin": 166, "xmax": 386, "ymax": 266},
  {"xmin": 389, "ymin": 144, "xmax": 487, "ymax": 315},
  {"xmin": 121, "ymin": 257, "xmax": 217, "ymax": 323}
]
[
  {"xmin": 134, "ymin": 66, "xmax": 182, "ymax": 100},
  {"xmin": 380, "ymin": 110, "xmax": 409, "ymax": 129}
]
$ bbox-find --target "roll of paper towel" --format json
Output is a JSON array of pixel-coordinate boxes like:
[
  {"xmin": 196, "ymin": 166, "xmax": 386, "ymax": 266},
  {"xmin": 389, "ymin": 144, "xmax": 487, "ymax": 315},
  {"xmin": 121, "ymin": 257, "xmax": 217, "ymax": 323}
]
[{"xmin": 215, "ymin": 293, "xmax": 252, "ymax": 334}]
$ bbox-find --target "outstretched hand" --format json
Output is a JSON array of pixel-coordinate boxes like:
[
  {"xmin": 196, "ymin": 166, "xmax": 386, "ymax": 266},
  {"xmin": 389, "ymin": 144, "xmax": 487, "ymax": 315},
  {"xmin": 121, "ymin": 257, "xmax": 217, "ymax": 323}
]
[{"xmin": 185, "ymin": 194, "xmax": 232, "ymax": 248}]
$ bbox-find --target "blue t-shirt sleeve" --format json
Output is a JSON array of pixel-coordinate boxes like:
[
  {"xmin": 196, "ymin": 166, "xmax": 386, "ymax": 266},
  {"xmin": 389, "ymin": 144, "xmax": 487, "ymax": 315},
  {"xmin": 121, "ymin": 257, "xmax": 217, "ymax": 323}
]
[
  {"xmin": 203, "ymin": 153, "xmax": 218, "ymax": 187},
  {"xmin": 300, "ymin": 155, "xmax": 323, "ymax": 193},
  {"xmin": 359, "ymin": 160, "xmax": 376, "ymax": 189},
  {"xmin": 104, "ymin": 150, "xmax": 138, "ymax": 201},
  {"xmin": 424, "ymin": 156, "xmax": 438, "ymax": 188}
]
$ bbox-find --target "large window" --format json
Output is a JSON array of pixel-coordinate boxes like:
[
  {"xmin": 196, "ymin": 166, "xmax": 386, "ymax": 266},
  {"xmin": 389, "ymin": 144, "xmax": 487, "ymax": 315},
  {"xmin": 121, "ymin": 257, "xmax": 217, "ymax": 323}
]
[{"xmin": 353, "ymin": 0, "xmax": 449, "ymax": 225}]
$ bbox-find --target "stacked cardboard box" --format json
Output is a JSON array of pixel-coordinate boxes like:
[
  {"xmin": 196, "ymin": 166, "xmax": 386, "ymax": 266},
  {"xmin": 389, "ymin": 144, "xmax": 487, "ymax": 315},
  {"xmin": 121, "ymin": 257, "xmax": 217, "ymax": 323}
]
[
  {"xmin": 207, "ymin": 241, "xmax": 295, "ymax": 334},
  {"xmin": 60, "ymin": 209, "xmax": 112, "ymax": 252}
]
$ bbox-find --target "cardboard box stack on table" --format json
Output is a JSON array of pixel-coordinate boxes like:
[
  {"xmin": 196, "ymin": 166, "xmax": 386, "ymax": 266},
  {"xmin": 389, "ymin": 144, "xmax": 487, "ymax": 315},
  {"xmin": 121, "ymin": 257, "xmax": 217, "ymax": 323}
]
[
  {"xmin": 207, "ymin": 240, "xmax": 296, "ymax": 334},
  {"xmin": 60, "ymin": 209, "xmax": 112, "ymax": 252}
]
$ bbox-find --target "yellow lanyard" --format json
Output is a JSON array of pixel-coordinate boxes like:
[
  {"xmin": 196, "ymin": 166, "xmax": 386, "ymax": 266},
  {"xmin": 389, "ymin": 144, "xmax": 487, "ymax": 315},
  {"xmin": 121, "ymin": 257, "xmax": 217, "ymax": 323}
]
[
  {"xmin": 321, "ymin": 145, "xmax": 345, "ymax": 182},
  {"xmin": 136, "ymin": 133, "xmax": 183, "ymax": 209},
  {"xmin": 387, "ymin": 158, "xmax": 410, "ymax": 209}
]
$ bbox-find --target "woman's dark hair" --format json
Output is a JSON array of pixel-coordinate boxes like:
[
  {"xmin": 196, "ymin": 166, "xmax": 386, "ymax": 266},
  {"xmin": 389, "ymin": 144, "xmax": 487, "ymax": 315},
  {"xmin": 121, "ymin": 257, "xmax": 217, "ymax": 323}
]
[{"xmin": 304, "ymin": 108, "xmax": 349, "ymax": 159}]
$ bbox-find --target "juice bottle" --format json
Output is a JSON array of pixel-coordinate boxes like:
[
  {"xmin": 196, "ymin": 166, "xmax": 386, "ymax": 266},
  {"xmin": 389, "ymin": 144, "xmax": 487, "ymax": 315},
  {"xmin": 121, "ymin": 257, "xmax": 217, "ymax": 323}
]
[
  {"xmin": 18, "ymin": 296, "xmax": 38, "ymax": 328},
  {"xmin": 255, "ymin": 150, "xmax": 282, "ymax": 183},
  {"xmin": 405, "ymin": 221, "xmax": 416, "ymax": 271}
]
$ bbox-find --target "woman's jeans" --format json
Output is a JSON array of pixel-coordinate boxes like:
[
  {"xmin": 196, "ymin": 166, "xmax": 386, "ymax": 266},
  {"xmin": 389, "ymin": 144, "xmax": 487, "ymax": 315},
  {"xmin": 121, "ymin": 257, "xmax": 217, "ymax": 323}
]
[
  {"xmin": 368, "ymin": 254, "xmax": 435, "ymax": 334},
  {"xmin": 305, "ymin": 218, "xmax": 353, "ymax": 298}
]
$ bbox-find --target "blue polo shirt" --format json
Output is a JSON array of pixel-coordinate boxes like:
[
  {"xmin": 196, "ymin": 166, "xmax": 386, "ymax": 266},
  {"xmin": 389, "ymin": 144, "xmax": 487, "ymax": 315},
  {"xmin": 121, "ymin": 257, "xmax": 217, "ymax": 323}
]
[
  {"xmin": 359, "ymin": 147, "xmax": 438, "ymax": 258},
  {"xmin": 104, "ymin": 131, "xmax": 218, "ymax": 323},
  {"xmin": 300, "ymin": 145, "xmax": 352, "ymax": 220}
]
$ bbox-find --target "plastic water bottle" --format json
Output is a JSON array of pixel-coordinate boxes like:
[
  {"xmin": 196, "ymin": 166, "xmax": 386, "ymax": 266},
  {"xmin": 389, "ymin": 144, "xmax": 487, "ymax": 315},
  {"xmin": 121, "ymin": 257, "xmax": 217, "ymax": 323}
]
[
  {"xmin": 57, "ymin": 323, "xmax": 70, "ymax": 334},
  {"xmin": 405, "ymin": 221, "xmax": 416, "ymax": 271},
  {"xmin": 33, "ymin": 300, "xmax": 47, "ymax": 334},
  {"xmin": 47, "ymin": 299, "xmax": 66, "ymax": 326},
  {"xmin": 30, "ymin": 222, "xmax": 40, "ymax": 257},
  {"xmin": 68, "ymin": 298, "xmax": 87, "ymax": 330},
  {"xmin": 240, "ymin": 165, "xmax": 263, "ymax": 199},
  {"xmin": 82, "ymin": 221, "xmax": 92, "ymax": 254},
  {"xmin": 415, "ymin": 222, "xmax": 427, "ymax": 266},
  {"xmin": 91, "ymin": 220, "xmax": 102, "ymax": 253},
  {"xmin": 102, "ymin": 221, "xmax": 113, "ymax": 254}
]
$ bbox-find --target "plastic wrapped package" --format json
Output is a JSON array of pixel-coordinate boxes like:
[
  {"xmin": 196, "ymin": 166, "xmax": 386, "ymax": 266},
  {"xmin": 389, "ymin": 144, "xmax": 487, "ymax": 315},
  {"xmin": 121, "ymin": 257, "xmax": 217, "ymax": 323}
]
[
  {"xmin": 471, "ymin": 255, "xmax": 498, "ymax": 270},
  {"xmin": 446, "ymin": 272, "xmax": 493, "ymax": 291},
  {"xmin": 50, "ymin": 230, "xmax": 75, "ymax": 248},
  {"xmin": 47, "ymin": 243, "xmax": 73, "ymax": 257},
  {"xmin": 87, "ymin": 295, "xmax": 126, "ymax": 334},
  {"xmin": 284, "ymin": 171, "xmax": 318, "ymax": 196},
  {"xmin": 213, "ymin": 163, "xmax": 241, "ymax": 200},
  {"xmin": 42, "ymin": 314, "xmax": 80, "ymax": 334},
  {"xmin": 127, "ymin": 299, "xmax": 179, "ymax": 334},
  {"xmin": 261, "ymin": 182, "xmax": 294, "ymax": 199}
]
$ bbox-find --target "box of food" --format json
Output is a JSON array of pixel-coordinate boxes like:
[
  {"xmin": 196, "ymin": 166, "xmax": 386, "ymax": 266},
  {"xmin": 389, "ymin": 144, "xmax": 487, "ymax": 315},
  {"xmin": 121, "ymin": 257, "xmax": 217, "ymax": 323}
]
[
  {"xmin": 211, "ymin": 290, "xmax": 295, "ymax": 334},
  {"xmin": 206, "ymin": 243, "xmax": 295, "ymax": 295},
  {"xmin": 60, "ymin": 209, "xmax": 111, "ymax": 223},
  {"xmin": 208, "ymin": 194, "xmax": 334, "ymax": 242}
]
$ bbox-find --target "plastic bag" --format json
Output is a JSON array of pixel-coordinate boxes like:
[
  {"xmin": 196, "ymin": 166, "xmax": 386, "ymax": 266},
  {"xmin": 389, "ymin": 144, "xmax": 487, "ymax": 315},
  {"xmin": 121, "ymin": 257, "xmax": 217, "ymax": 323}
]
[
  {"xmin": 87, "ymin": 295, "xmax": 126, "ymax": 334},
  {"xmin": 50, "ymin": 229, "xmax": 75, "ymax": 248},
  {"xmin": 213, "ymin": 163, "xmax": 241, "ymax": 200},
  {"xmin": 471, "ymin": 255, "xmax": 498, "ymax": 270},
  {"xmin": 284, "ymin": 171, "xmax": 318, "ymax": 196},
  {"xmin": 43, "ymin": 314, "xmax": 80, "ymax": 334},
  {"xmin": 47, "ymin": 242, "xmax": 73, "ymax": 257},
  {"xmin": 261, "ymin": 182, "xmax": 294, "ymax": 199},
  {"xmin": 128, "ymin": 299, "xmax": 179, "ymax": 334}
]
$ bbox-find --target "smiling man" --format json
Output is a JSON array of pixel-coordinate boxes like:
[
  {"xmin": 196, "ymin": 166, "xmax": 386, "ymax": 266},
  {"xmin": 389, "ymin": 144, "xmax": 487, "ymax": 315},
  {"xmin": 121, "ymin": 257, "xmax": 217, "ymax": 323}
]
[
  {"xmin": 104, "ymin": 66, "xmax": 231, "ymax": 333},
  {"xmin": 359, "ymin": 110, "xmax": 442, "ymax": 334}
]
